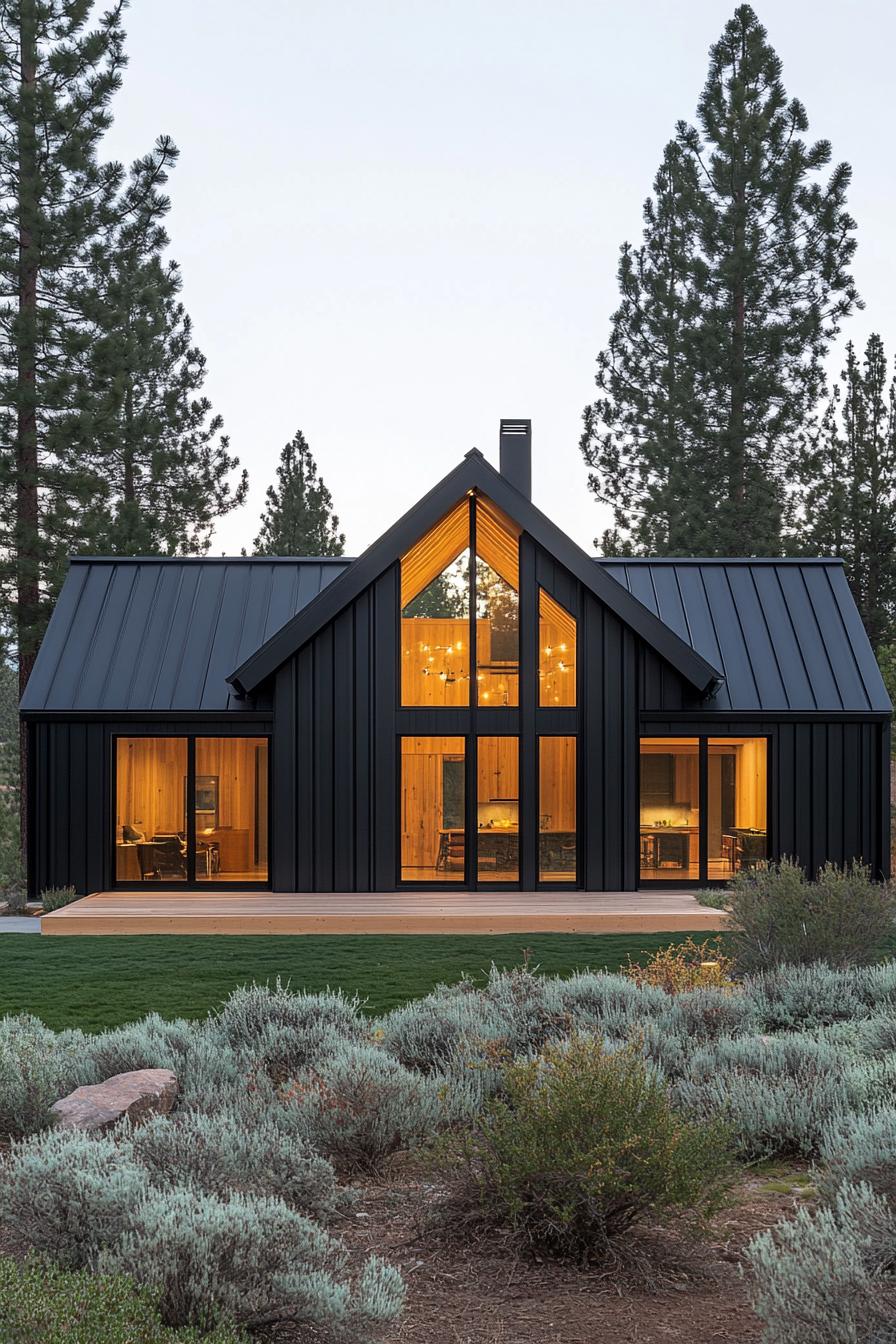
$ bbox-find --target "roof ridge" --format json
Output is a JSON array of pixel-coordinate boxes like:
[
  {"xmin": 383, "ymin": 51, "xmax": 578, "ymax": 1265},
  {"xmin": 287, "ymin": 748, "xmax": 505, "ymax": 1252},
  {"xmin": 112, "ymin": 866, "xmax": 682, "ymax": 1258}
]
[
  {"xmin": 595, "ymin": 556, "xmax": 844, "ymax": 566},
  {"xmin": 68, "ymin": 555, "xmax": 356, "ymax": 565}
]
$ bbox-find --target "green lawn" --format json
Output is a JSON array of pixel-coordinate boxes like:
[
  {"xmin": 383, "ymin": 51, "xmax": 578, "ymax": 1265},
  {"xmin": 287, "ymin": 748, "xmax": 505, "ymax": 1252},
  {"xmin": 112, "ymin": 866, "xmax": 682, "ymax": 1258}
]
[{"xmin": 0, "ymin": 931, "xmax": 712, "ymax": 1032}]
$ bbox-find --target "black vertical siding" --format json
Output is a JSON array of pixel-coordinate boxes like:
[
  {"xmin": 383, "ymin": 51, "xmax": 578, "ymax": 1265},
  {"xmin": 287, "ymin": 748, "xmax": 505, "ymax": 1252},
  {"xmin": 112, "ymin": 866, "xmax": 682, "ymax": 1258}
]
[
  {"xmin": 642, "ymin": 716, "xmax": 889, "ymax": 879},
  {"xmin": 29, "ymin": 717, "xmax": 273, "ymax": 898}
]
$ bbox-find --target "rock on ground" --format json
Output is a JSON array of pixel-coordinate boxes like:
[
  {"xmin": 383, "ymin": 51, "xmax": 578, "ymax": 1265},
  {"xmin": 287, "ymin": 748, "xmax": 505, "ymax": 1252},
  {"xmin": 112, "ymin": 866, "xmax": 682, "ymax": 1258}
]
[{"xmin": 51, "ymin": 1069, "xmax": 178, "ymax": 1132}]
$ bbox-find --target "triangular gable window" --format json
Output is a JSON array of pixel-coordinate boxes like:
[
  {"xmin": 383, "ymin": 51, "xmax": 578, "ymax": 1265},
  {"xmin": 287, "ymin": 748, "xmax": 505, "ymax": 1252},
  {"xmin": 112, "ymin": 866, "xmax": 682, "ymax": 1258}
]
[{"xmin": 400, "ymin": 494, "xmax": 521, "ymax": 707}]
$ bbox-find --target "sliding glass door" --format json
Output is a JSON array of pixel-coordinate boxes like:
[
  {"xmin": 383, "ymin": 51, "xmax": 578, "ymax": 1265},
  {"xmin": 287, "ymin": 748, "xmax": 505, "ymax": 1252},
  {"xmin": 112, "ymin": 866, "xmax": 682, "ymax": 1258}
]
[
  {"xmin": 639, "ymin": 736, "xmax": 768, "ymax": 884},
  {"xmin": 114, "ymin": 736, "xmax": 269, "ymax": 885}
]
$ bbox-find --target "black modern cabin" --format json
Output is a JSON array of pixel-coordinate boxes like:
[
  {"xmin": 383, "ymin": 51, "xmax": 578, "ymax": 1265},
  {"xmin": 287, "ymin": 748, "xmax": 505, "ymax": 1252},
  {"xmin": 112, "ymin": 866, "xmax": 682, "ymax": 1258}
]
[{"xmin": 20, "ymin": 422, "xmax": 892, "ymax": 899}]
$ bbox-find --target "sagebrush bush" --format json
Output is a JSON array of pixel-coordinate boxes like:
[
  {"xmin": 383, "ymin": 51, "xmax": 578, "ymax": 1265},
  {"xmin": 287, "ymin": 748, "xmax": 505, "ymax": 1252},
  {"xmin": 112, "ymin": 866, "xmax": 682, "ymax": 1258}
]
[
  {"xmin": 547, "ymin": 971, "xmax": 667, "ymax": 1037},
  {"xmin": 817, "ymin": 1108, "xmax": 896, "ymax": 1205},
  {"xmin": 212, "ymin": 981, "xmax": 365, "ymax": 1053},
  {"xmin": 745, "ymin": 962, "xmax": 865, "ymax": 1031},
  {"xmin": 86, "ymin": 1014, "xmax": 194, "ymax": 1080},
  {"xmin": 658, "ymin": 986, "xmax": 758, "ymax": 1042},
  {"xmin": 0, "ymin": 1255, "xmax": 246, "ymax": 1344},
  {"xmin": 129, "ymin": 1106, "xmax": 343, "ymax": 1216},
  {"xmin": 378, "ymin": 994, "xmax": 511, "ymax": 1072},
  {"xmin": 0, "ymin": 1014, "xmax": 97, "ymax": 1137},
  {"xmin": 283, "ymin": 1042, "xmax": 442, "ymax": 1173},
  {"xmin": 480, "ymin": 966, "xmax": 569, "ymax": 1054},
  {"xmin": 454, "ymin": 1035, "xmax": 732, "ymax": 1263},
  {"xmin": 673, "ymin": 1033, "xmax": 856, "ymax": 1159},
  {"xmin": 724, "ymin": 859, "xmax": 896, "ymax": 972},
  {"xmin": 623, "ymin": 937, "xmax": 736, "ymax": 993},
  {"xmin": 747, "ymin": 1181, "xmax": 896, "ymax": 1344},
  {"xmin": 0, "ymin": 1128, "xmax": 149, "ymax": 1265},
  {"xmin": 98, "ymin": 1185, "xmax": 404, "ymax": 1338},
  {"xmin": 39, "ymin": 885, "xmax": 81, "ymax": 912}
]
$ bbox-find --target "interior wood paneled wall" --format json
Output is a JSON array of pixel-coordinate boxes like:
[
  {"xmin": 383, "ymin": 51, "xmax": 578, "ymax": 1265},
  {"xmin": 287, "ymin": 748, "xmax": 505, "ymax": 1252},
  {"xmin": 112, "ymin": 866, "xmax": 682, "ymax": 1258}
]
[
  {"xmin": 539, "ymin": 736, "xmax": 575, "ymax": 831},
  {"xmin": 476, "ymin": 737, "xmax": 519, "ymax": 808},
  {"xmin": 116, "ymin": 738, "xmax": 187, "ymax": 836},
  {"xmin": 400, "ymin": 737, "xmax": 464, "ymax": 870},
  {"xmin": 195, "ymin": 737, "xmax": 266, "ymax": 834}
]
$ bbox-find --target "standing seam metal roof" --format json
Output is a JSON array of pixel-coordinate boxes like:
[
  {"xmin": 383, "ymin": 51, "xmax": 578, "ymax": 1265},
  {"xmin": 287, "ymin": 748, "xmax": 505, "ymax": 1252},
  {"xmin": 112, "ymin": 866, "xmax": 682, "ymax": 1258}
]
[
  {"xmin": 19, "ymin": 557, "xmax": 353, "ymax": 713},
  {"xmin": 597, "ymin": 558, "xmax": 891, "ymax": 714},
  {"xmin": 20, "ymin": 553, "xmax": 890, "ymax": 715}
]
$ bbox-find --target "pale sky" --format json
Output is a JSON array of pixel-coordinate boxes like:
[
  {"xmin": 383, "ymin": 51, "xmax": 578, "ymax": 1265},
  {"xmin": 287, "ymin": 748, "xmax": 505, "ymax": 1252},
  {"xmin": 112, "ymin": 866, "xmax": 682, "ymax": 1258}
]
[{"xmin": 103, "ymin": 0, "xmax": 895, "ymax": 557}]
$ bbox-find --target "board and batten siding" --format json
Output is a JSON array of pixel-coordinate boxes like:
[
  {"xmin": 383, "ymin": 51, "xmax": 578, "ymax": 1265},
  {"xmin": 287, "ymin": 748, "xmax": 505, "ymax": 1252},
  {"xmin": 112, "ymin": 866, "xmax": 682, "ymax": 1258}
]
[{"xmin": 28, "ymin": 717, "xmax": 273, "ymax": 897}]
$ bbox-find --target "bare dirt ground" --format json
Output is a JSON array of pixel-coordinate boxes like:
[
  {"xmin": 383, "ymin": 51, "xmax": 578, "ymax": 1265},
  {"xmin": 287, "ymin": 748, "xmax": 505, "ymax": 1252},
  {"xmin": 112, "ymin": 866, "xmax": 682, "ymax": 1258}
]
[{"xmin": 338, "ymin": 1165, "xmax": 811, "ymax": 1344}]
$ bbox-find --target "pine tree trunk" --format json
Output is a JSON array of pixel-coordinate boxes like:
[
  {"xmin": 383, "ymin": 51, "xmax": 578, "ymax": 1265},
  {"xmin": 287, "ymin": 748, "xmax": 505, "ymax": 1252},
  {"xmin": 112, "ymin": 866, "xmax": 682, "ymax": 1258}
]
[
  {"xmin": 729, "ymin": 186, "xmax": 747, "ymax": 552},
  {"xmin": 16, "ymin": 0, "xmax": 40, "ymax": 881}
]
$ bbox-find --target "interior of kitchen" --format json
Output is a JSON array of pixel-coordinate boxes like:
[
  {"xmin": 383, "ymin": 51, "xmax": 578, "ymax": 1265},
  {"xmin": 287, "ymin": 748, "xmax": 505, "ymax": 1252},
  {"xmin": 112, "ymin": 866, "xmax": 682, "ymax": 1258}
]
[{"xmin": 639, "ymin": 736, "xmax": 767, "ymax": 881}]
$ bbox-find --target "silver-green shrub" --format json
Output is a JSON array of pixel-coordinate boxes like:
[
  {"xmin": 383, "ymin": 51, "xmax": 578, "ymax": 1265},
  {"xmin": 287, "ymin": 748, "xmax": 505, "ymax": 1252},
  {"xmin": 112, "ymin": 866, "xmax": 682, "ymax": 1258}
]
[
  {"xmin": 658, "ymin": 986, "xmax": 759, "ymax": 1042},
  {"xmin": 674, "ymin": 1033, "xmax": 855, "ymax": 1159},
  {"xmin": 212, "ymin": 981, "xmax": 366, "ymax": 1051},
  {"xmin": 747, "ymin": 1182, "xmax": 896, "ymax": 1343},
  {"xmin": 285, "ymin": 1042, "xmax": 443, "ymax": 1173},
  {"xmin": 725, "ymin": 858, "xmax": 896, "ymax": 972},
  {"xmin": 129, "ymin": 1106, "xmax": 343, "ymax": 1217},
  {"xmin": 547, "ymin": 971, "xmax": 667, "ymax": 1036},
  {"xmin": 86, "ymin": 1014, "xmax": 195, "ymax": 1080},
  {"xmin": 0, "ymin": 1014, "xmax": 97, "ymax": 1137},
  {"xmin": 817, "ymin": 1108, "xmax": 896, "ymax": 1205},
  {"xmin": 97, "ymin": 1185, "xmax": 404, "ymax": 1338},
  {"xmin": 378, "ymin": 994, "xmax": 511, "ymax": 1072},
  {"xmin": 746, "ymin": 962, "xmax": 864, "ymax": 1031},
  {"xmin": 0, "ymin": 1128, "xmax": 149, "ymax": 1265}
]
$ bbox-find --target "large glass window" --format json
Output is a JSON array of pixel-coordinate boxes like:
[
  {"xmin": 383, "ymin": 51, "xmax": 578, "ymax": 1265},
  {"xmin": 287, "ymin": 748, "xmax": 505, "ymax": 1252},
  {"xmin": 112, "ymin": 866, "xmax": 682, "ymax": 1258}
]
[
  {"xmin": 115, "ymin": 736, "xmax": 269, "ymax": 884},
  {"xmin": 399, "ymin": 495, "xmax": 521, "ymax": 708},
  {"xmin": 539, "ymin": 736, "xmax": 576, "ymax": 882},
  {"xmin": 539, "ymin": 590, "xmax": 576, "ymax": 706},
  {"xmin": 400, "ymin": 737, "xmax": 466, "ymax": 882},
  {"xmin": 708, "ymin": 738, "xmax": 767, "ymax": 876},
  {"xmin": 477, "ymin": 737, "xmax": 519, "ymax": 882},
  {"xmin": 400, "ymin": 499, "xmax": 471, "ymax": 707},
  {"xmin": 475, "ymin": 498, "xmax": 520, "ymax": 706},
  {"xmin": 639, "ymin": 738, "xmax": 700, "ymax": 881},
  {"xmin": 115, "ymin": 737, "xmax": 188, "ymax": 882},
  {"xmin": 194, "ymin": 738, "xmax": 269, "ymax": 883}
]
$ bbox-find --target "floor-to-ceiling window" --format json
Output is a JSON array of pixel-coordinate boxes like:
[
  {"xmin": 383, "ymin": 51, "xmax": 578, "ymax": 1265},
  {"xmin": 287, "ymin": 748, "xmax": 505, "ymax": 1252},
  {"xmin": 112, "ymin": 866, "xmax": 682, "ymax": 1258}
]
[
  {"xmin": 115, "ymin": 736, "xmax": 269, "ymax": 885},
  {"xmin": 639, "ymin": 736, "xmax": 768, "ymax": 883},
  {"xmin": 477, "ymin": 737, "xmax": 519, "ymax": 882},
  {"xmin": 639, "ymin": 738, "xmax": 701, "ymax": 881},
  {"xmin": 400, "ymin": 737, "xmax": 466, "ymax": 882},
  {"xmin": 539, "ymin": 736, "xmax": 576, "ymax": 882},
  {"xmin": 707, "ymin": 738, "xmax": 767, "ymax": 875},
  {"xmin": 115, "ymin": 738, "xmax": 188, "ymax": 882},
  {"xmin": 194, "ymin": 738, "xmax": 269, "ymax": 883}
]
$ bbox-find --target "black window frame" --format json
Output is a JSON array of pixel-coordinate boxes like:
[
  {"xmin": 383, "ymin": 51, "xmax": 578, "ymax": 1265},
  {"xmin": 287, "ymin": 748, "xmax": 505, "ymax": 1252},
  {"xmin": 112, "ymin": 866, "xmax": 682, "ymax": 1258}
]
[
  {"xmin": 110, "ymin": 731, "xmax": 272, "ymax": 891},
  {"xmin": 636, "ymin": 734, "xmax": 772, "ymax": 888}
]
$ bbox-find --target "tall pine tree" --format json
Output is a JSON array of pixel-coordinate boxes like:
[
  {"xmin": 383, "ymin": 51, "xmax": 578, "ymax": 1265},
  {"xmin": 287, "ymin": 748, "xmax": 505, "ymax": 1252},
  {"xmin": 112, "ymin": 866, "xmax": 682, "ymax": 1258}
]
[
  {"xmin": 67, "ymin": 140, "xmax": 247, "ymax": 554},
  {"xmin": 580, "ymin": 141, "xmax": 711, "ymax": 553},
  {"xmin": 254, "ymin": 431, "xmax": 345, "ymax": 557},
  {"xmin": 0, "ymin": 0, "xmax": 127, "ymax": 689},
  {"xmin": 583, "ymin": 5, "xmax": 860, "ymax": 555},
  {"xmin": 799, "ymin": 336, "xmax": 896, "ymax": 654}
]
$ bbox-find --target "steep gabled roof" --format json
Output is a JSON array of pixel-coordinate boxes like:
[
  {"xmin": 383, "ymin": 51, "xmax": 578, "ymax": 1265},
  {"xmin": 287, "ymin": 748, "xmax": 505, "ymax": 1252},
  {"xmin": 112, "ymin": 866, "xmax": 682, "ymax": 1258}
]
[
  {"xmin": 600, "ymin": 557, "xmax": 891, "ymax": 714},
  {"xmin": 20, "ymin": 556, "xmax": 351, "ymax": 714},
  {"xmin": 226, "ymin": 451, "xmax": 724, "ymax": 698}
]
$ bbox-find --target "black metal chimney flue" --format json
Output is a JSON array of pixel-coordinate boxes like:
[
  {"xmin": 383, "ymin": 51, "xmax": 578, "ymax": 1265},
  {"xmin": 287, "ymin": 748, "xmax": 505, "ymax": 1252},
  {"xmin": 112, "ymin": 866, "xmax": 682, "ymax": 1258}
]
[{"xmin": 499, "ymin": 419, "xmax": 531, "ymax": 499}]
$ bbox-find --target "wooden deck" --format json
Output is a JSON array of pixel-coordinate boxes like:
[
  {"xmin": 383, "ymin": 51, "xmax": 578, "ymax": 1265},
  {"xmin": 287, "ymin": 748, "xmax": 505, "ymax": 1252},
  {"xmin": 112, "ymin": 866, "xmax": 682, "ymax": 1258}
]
[{"xmin": 40, "ymin": 889, "xmax": 728, "ymax": 936}]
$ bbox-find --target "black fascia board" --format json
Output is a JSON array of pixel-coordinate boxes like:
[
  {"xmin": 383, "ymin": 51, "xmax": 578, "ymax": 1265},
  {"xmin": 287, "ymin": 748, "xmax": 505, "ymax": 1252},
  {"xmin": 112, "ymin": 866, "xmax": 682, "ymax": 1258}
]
[{"xmin": 227, "ymin": 451, "xmax": 723, "ymax": 698}]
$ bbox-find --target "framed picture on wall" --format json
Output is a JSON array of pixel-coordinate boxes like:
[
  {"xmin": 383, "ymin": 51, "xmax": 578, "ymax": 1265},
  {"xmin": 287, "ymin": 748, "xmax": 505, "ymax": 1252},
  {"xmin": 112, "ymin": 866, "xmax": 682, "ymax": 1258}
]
[{"xmin": 185, "ymin": 775, "xmax": 219, "ymax": 831}]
